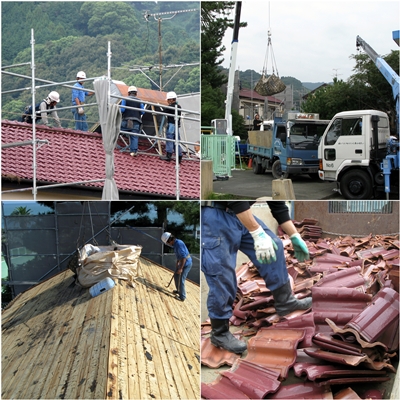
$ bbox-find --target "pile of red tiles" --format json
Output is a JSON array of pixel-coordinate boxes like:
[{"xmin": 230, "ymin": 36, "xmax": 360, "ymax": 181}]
[{"xmin": 201, "ymin": 222, "xmax": 399, "ymax": 399}]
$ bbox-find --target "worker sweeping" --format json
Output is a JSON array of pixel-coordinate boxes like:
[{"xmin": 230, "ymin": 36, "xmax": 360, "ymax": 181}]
[{"xmin": 161, "ymin": 232, "xmax": 192, "ymax": 301}]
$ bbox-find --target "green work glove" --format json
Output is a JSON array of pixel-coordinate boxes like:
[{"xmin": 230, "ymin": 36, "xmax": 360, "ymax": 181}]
[{"xmin": 290, "ymin": 233, "xmax": 309, "ymax": 262}]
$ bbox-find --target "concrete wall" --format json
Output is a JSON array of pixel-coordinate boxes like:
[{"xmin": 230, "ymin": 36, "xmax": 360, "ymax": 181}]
[{"xmin": 294, "ymin": 201, "xmax": 399, "ymax": 236}]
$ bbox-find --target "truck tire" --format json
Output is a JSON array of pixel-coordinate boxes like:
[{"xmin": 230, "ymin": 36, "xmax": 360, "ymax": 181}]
[
  {"xmin": 340, "ymin": 170, "xmax": 373, "ymax": 200},
  {"xmin": 252, "ymin": 158, "xmax": 263, "ymax": 174},
  {"xmin": 272, "ymin": 160, "xmax": 289, "ymax": 180}
]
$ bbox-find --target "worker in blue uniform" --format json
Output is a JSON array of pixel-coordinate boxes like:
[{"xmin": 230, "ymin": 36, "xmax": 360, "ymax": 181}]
[
  {"xmin": 162, "ymin": 91, "xmax": 183, "ymax": 163},
  {"xmin": 120, "ymin": 86, "xmax": 145, "ymax": 156},
  {"xmin": 162, "ymin": 232, "xmax": 192, "ymax": 301},
  {"xmin": 71, "ymin": 71, "xmax": 94, "ymax": 131},
  {"xmin": 201, "ymin": 201, "xmax": 312, "ymax": 354}
]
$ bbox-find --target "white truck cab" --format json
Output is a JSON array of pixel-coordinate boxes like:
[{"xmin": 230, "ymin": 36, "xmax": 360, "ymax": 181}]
[{"xmin": 318, "ymin": 110, "xmax": 391, "ymax": 199}]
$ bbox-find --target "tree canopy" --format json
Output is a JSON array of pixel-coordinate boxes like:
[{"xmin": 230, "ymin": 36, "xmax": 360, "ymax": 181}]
[
  {"xmin": 302, "ymin": 51, "xmax": 399, "ymax": 133},
  {"xmin": 1, "ymin": 2, "xmax": 200, "ymax": 127}
]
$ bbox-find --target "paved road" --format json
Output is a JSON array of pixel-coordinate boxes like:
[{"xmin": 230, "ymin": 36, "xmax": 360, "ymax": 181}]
[{"xmin": 212, "ymin": 169, "xmax": 343, "ymax": 200}]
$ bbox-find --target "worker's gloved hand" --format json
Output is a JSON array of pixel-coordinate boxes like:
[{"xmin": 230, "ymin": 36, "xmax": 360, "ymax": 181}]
[
  {"xmin": 290, "ymin": 233, "xmax": 309, "ymax": 262},
  {"xmin": 249, "ymin": 226, "xmax": 278, "ymax": 264}
]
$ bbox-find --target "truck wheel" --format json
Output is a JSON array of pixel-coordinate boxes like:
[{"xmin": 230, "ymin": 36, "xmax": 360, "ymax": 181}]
[
  {"xmin": 340, "ymin": 170, "xmax": 373, "ymax": 199},
  {"xmin": 272, "ymin": 160, "xmax": 289, "ymax": 179},
  {"xmin": 252, "ymin": 158, "xmax": 263, "ymax": 174}
]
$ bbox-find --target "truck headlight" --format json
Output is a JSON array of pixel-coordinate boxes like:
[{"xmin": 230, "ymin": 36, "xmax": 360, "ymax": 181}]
[{"xmin": 287, "ymin": 158, "xmax": 303, "ymax": 165}]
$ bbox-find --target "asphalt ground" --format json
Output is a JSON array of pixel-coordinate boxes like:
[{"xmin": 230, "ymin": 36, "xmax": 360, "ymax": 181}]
[{"xmin": 212, "ymin": 168, "xmax": 341, "ymax": 200}]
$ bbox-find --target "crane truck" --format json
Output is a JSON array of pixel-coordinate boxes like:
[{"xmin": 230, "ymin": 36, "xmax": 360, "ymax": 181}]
[{"xmin": 318, "ymin": 33, "xmax": 399, "ymax": 199}]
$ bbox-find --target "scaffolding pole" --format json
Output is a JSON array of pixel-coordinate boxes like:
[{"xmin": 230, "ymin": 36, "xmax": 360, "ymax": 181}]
[{"xmin": 31, "ymin": 29, "xmax": 37, "ymax": 200}]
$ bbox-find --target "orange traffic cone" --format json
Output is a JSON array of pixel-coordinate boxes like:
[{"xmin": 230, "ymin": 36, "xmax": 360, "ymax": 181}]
[{"xmin": 248, "ymin": 158, "xmax": 252, "ymax": 168}]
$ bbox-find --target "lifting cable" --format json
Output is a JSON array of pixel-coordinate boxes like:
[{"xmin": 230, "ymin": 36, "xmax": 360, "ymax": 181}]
[{"xmin": 254, "ymin": 2, "xmax": 286, "ymax": 96}]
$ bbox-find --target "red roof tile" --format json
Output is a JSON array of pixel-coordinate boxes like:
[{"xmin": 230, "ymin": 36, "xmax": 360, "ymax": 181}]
[
  {"xmin": 220, "ymin": 359, "xmax": 281, "ymax": 398},
  {"xmin": 201, "ymin": 376, "xmax": 249, "ymax": 399},
  {"xmin": 245, "ymin": 329, "xmax": 305, "ymax": 379},
  {"xmin": 1, "ymin": 120, "xmax": 200, "ymax": 199},
  {"xmin": 268, "ymin": 382, "xmax": 333, "ymax": 399}
]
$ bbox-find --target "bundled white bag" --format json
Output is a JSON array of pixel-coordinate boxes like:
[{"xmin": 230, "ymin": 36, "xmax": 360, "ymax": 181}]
[{"xmin": 76, "ymin": 244, "xmax": 142, "ymax": 288}]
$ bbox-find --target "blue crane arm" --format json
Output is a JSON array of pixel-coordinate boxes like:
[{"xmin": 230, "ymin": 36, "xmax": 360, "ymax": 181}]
[{"xmin": 357, "ymin": 35, "xmax": 400, "ymax": 135}]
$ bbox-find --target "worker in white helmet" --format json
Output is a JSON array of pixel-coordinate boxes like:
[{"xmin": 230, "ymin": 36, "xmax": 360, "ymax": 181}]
[
  {"xmin": 161, "ymin": 232, "xmax": 192, "ymax": 301},
  {"xmin": 162, "ymin": 91, "xmax": 183, "ymax": 163},
  {"xmin": 71, "ymin": 70, "xmax": 94, "ymax": 131},
  {"xmin": 120, "ymin": 86, "xmax": 145, "ymax": 156},
  {"xmin": 21, "ymin": 91, "xmax": 62, "ymax": 128}
]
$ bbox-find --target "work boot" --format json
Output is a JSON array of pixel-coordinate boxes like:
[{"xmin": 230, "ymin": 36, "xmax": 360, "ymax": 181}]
[
  {"xmin": 210, "ymin": 318, "xmax": 247, "ymax": 354},
  {"xmin": 272, "ymin": 280, "xmax": 312, "ymax": 316},
  {"xmin": 162, "ymin": 152, "xmax": 172, "ymax": 162}
]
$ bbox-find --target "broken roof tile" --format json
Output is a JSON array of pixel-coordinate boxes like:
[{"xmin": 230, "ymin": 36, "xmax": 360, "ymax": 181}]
[
  {"xmin": 267, "ymin": 382, "xmax": 333, "ymax": 399},
  {"xmin": 313, "ymin": 266, "xmax": 366, "ymax": 290},
  {"xmin": 220, "ymin": 359, "xmax": 281, "ymax": 398},
  {"xmin": 293, "ymin": 362, "xmax": 388, "ymax": 381},
  {"xmin": 303, "ymin": 349, "xmax": 396, "ymax": 373},
  {"xmin": 201, "ymin": 337, "xmax": 240, "ymax": 369},
  {"xmin": 201, "ymin": 376, "xmax": 249, "ymax": 399},
  {"xmin": 345, "ymin": 287, "xmax": 399, "ymax": 352},
  {"xmin": 312, "ymin": 287, "xmax": 372, "ymax": 332},
  {"xmin": 267, "ymin": 313, "xmax": 316, "ymax": 348}
]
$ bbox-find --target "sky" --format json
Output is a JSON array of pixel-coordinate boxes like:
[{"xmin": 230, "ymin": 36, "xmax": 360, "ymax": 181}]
[{"xmin": 221, "ymin": 1, "xmax": 400, "ymax": 83}]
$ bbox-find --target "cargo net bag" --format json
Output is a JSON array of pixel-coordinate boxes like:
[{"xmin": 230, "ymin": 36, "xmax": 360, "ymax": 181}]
[
  {"xmin": 254, "ymin": 73, "xmax": 286, "ymax": 97},
  {"xmin": 254, "ymin": 30, "xmax": 286, "ymax": 96},
  {"xmin": 76, "ymin": 244, "xmax": 143, "ymax": 288}
]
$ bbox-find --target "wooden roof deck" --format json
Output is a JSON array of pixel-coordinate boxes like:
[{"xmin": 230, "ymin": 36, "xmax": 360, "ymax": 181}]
[{"xmin": 2, "ymin": 257, "xmax": 200, "ymax": 399}]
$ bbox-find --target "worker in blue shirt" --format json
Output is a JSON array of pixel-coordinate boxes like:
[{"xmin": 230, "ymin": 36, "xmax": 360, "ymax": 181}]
[
  {"xmin": 162, "ymin": 91, "xmax": 183, "ymax": 163},
  {"xmin": 120, "ymin": 86, "xmax": 145, "ymax": 156},
  {"xmin": 201, "ymin": 201, "xmax": 312, "ymax": 354},
  {"xmin": 71, "ymin": 70, "xmax": 94, "ymax": 131},
  {"xmin": 161, "ymin": 232, "xmax": 192, "ymax": 301}
]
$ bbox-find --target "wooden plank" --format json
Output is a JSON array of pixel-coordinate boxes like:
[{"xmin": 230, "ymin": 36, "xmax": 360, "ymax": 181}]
[
  {"xmin": 106, "ymin": 280, "xmax": 120, "ymax": 400},
  {"xmin": 77, "ymin": 285, "xmax": 111, "ymax": 399},
  {"xmin": 2, "ymin": 274, "xmax": 74, "ymax": 397},
  {"xmin": 27, "ymin": 278, "xmax": 86, "ymax": 399}
]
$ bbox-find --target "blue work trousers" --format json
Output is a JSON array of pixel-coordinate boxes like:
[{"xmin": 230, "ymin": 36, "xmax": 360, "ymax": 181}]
[
  {"xmin": 121, "ymin": 120, "xmax": 140, "ymax": 153},
  {"xmin": 201, "ymin": 207, "xmax": 288, "ymax": 319},
  {"xmin": 175, "ymin": 258, "xmax": 192, "ymax": 300},
  {"xmin": 73, "ymin": 110, "xmax": 88, "ymax": 131},
  {"xmin": 166, "ymin": 123, "xmax": 182, "ymax": 156}
]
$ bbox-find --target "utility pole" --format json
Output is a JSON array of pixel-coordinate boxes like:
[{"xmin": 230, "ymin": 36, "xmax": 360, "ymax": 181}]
[
  {"xmin": 225, "ymin": 1, "xmax": 242, "ymax": 135},
  {"xmin": 144, "ymin": 8, "xmax": 197, "ymax": 91}
]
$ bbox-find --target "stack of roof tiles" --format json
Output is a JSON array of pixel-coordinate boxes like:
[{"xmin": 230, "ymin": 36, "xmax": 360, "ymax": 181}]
[{"xmin": 201, "ymin": 221, "xmax": 399, "ymax": 399}]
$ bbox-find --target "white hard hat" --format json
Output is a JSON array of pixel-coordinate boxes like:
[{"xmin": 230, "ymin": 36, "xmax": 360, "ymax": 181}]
[
  {"xmin": 161, "ymin": 232, "xmax": 172, "ymax": 244},
  {"xmin": 48, "ymin": 91, "xmax": 60, "ymax": 102},
  {"xmin": 128, "ymin": 86, "xmax": 137, "ymax": 93},
  {"xmin": 166, "ymin": 91, "xmax": 177, "ymax": 100},
  {"xmin": 76, "ymin": 71, "xmax": 86, "ymax": 79}
]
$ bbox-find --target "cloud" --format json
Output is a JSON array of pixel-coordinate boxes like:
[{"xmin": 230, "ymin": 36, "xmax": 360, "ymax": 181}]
[{"xmin": 221, "ymin": 0, "xmax": 400, "ymax": 82}]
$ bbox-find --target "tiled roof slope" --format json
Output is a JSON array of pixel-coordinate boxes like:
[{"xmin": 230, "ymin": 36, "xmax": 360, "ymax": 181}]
[
  {"xmin": 2, "ymin": 257, "xmax": 200, "ymax": 399},
  {"xmin": 1, "ymin": 120, "xmax": 200, "ymax": 199}
]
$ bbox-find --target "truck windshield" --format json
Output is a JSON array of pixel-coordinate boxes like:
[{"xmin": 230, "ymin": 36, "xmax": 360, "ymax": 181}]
[{"xmin": 288, "ymin": 122, "xmax": 328, "ymax": 148}]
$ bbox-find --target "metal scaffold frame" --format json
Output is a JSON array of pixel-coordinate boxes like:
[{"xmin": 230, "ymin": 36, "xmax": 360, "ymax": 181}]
[{"xmin": 1, "ymin": 29, "xmax": 200, "ymax": 200}]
